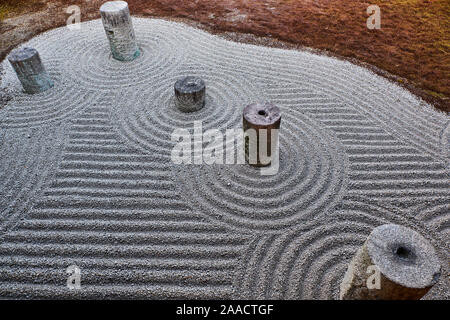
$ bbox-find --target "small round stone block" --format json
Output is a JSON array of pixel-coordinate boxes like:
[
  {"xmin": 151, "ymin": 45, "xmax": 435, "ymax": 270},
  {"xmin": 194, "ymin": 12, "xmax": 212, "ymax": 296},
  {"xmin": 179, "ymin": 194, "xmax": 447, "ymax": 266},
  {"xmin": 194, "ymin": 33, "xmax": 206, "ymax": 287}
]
[
  {"xmin": 243, "ymin": 102, "xmax": 281, "ymax": 167},
  {"xmin": 340, "ymin": 224, "xmax": 442, "ymax": 300},
  {"xmin": 174, "ymin": 76, "xmax": 206, "ymax": 112},
  {"xmin": 100, "ymin": 1, "xmax": 140, "ymax": 61},
  {"xmin": 7, "ymin": 47, "xmax": 54, "ymax": 94}
]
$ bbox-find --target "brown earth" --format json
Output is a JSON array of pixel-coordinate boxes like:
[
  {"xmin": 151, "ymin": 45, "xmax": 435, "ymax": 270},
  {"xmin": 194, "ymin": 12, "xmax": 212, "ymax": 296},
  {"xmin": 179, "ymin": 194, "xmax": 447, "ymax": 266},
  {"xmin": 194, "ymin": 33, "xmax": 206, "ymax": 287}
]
[{"xmin": 0, "ymin": 0, "xmax": 449, "ymax": 112}]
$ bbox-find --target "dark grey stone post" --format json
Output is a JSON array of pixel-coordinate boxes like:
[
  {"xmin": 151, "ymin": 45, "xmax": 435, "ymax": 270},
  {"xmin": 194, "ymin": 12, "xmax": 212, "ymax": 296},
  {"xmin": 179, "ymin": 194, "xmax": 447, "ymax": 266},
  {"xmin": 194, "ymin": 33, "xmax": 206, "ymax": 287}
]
[
  {"xmin": 340, "ymin": 224, "xmax": 441, "ymax": 300},
  {"xmin": 100, "ymin": 1, "xmax": 140, "ymax": 61},
  {"xmin": 7, "ymin": 47, "xmax": 54, "ymax": 94},
  {"xmin": 174, "ymin": 76, "xmax": 206, "ymax": 112}
]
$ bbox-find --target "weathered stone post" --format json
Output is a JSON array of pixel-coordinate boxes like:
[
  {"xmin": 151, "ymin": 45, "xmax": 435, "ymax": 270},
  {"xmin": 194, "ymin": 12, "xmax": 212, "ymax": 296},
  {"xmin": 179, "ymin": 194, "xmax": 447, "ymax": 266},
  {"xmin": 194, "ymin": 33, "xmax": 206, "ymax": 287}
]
[
  {"xmin": 174, "ymin": 76, "xmax": 206, "ymax": 112},
  {"xmin": 100, "ymin": 1, "xmax": 140, "ymax": 61},
  {"xmin": 340, "ymin": 224, "xmax": 441, "ymax": 300},
  {"xmin": 7, "ymin": 47, "xmax": 54, "ymax": 94},
  {"xmin": 243, "ymin": 102, "xmax": 281, "ymax": 167}
]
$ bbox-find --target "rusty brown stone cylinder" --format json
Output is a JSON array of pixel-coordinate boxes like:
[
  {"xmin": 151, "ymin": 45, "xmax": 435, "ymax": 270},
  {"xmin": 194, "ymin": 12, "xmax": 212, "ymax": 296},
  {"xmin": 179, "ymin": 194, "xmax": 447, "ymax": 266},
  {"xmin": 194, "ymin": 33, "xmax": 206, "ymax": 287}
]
[
  {"xmin": 340, "ymin": 224, "xmax": 441, "ymax": 300},
  {"xmin": 243, "ymin": 102, "xmax": 281, "ymax": 167}
]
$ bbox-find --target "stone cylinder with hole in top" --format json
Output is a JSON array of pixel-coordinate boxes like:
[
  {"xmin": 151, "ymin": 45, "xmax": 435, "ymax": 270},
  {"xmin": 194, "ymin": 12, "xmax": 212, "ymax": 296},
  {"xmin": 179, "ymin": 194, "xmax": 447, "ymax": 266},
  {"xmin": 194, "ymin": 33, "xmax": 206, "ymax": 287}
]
[
  {"xmin": 243, "ymin": 102, "xmax": 281, "ymax": 167},
  {"xmin": 340, "ymin": 224, "xmax": 441, "ymax": 300},
  {"xmin": 100, "ymin": 1, "xmax": 140, "ymax": 61},
  {"xmin": 174, "ymin": 76, "xmax": 206, "ymax": 112},
  {"xmin": 7, "ymin": 47, "xmax": 54, "ymax": 94}
]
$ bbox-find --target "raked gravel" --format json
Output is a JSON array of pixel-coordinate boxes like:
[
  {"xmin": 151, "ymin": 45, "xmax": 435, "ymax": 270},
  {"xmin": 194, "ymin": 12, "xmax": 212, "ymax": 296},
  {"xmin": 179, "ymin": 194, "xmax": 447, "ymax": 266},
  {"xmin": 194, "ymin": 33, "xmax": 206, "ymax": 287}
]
[{"xmin": 0, "ymin": 18, "xmax": 448, "ymax": 299}]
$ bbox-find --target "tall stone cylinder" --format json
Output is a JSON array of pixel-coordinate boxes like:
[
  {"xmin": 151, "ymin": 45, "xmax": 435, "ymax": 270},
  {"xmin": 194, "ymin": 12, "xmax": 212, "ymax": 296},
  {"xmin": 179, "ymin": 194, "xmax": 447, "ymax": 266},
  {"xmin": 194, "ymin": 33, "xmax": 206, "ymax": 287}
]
[
  {"xmin": 100, "ymin": 1, "xmax": 140, "ymax": 61},
  {"xmin": 7, "ymin": 47, "xmax": 54, "ymax": 94},
  {"xmin": 340, "ymin": 224, "xmax": 441, "ymax": 300},
  {"xmin": 243, "ymin": 102, "xmax": 281, "ymax": 167}
]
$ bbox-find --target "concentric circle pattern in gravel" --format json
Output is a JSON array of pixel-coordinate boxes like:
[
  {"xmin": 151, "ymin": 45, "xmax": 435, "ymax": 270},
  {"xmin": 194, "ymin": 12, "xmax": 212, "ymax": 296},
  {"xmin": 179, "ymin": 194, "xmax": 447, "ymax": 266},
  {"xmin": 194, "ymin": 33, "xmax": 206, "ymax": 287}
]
[{"xmin": 0, "ymin": 18, "xmax": 448, "ymax": 299}]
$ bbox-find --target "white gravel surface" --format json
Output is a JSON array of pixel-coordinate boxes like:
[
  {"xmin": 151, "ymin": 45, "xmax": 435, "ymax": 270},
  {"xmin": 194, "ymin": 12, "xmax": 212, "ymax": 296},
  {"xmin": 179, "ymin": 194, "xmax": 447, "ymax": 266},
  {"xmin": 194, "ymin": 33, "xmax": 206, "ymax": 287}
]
[{"xmin": 0, "ymin": 18, "xmax": 448, "ymax": 299}]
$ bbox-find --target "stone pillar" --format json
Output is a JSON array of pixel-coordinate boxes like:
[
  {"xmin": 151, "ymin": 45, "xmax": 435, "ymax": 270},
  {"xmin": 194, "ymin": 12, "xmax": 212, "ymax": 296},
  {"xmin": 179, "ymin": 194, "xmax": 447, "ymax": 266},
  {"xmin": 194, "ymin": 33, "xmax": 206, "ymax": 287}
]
[
  {"xmin": 174, "ymin": 76, "xmax": 206, "ymax": 112},
  {"xmin": 243, "ymin": 102, "xmax": 281, "ymax": 167},
  {"xmin": 7, "ymin": 47, "xmax": 54, "ymax": 94},
  {"xmin": 340, "ymin": 224, "xmax": 441, "ymax": 300},
  {"xmin": 100, "ymin": 1, "xmax": 140, "ymax": 61}
]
